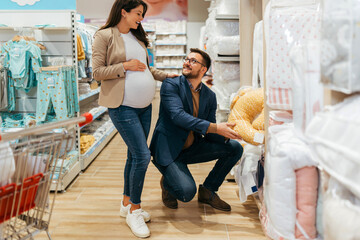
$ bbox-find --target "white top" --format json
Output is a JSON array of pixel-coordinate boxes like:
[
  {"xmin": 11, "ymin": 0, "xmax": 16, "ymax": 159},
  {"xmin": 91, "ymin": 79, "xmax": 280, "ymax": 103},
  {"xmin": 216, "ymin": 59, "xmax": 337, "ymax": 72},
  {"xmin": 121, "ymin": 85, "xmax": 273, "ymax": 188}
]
[{"xmin": 121, "ymin": 32, "xmax": 156, "ymax": 108}]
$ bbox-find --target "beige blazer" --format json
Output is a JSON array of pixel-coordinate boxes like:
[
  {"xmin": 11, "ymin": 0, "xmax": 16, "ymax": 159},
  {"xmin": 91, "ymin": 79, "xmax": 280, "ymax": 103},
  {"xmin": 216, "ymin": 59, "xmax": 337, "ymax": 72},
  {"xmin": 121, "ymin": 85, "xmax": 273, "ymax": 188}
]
[{"xmin": 92, "ymin": 26, "xmax": 167, "ymax": 108}]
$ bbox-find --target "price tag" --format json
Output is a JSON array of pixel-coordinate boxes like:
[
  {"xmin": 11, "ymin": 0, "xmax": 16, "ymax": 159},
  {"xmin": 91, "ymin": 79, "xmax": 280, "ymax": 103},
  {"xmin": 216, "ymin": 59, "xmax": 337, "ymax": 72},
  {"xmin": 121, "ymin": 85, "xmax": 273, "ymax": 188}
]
[
  {"xmin": 12, "ymin": 48, "xmax": 20, "ymax": 57},
  {"xmin": 47, "ymin": 77, "xmax": 55, "ymax": 87},
  {"xmin": 253, "ymin": 132, "xmax": 264, "ymax": 144}
]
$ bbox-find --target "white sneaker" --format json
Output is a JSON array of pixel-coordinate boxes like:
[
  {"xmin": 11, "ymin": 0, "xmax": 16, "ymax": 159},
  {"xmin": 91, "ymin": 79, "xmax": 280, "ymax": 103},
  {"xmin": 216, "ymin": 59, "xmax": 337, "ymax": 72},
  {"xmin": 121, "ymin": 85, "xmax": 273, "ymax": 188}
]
[
  {"xmin": 126, "ymin": 209, "xmax": 150, "ymax": 238},
  {"xmin": 120, "ymin": 201, "xmax": 151, "ymax": 222}
]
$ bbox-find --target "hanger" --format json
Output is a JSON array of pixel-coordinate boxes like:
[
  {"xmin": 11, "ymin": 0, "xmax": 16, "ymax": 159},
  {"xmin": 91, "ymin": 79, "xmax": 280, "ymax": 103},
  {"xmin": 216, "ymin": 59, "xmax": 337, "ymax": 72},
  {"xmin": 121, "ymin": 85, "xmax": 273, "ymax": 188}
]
[
  {"xmin": 12, "ymin": 35, "xmax": 47, "ymax": 50},
  {"xmin": 41, "ymin": 65, "xmax": 73, "ymax": 71}
]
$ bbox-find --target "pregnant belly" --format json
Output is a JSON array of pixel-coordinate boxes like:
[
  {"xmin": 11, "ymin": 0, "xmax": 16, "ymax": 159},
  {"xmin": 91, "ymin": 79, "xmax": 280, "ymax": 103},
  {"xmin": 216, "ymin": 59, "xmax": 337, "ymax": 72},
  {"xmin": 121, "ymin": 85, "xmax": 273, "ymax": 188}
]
[{"xmin": 123, "ymin": 70, "xmax": 156, "ymax": 108}]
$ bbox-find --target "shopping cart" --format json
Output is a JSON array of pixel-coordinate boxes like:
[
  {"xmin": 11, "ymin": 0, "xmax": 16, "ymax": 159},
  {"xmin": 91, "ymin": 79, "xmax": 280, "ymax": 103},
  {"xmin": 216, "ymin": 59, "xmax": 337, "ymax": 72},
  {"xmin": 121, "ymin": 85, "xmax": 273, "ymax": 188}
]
[{"xmin": 0, "ymin": 113, "xmax": 92, "ymax": 240}]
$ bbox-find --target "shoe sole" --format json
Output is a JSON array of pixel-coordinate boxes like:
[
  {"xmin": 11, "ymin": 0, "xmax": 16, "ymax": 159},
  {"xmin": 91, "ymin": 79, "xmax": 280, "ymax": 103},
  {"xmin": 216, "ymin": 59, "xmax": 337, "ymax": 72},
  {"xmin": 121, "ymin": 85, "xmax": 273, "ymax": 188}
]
[
  {"xmin": 163, "ymin": 203, "xmax": 178, "ymax": 209},
  {"xmin": 198, "ymin": 199, "xmax": 231, "ymax": 212},
  {"xmin": 126, "ymin": 218, "xmax": 150, "ymax": 238},
  {"xmin": 120, "ymin": 211, "xmax": 151, "ymax": 223}
]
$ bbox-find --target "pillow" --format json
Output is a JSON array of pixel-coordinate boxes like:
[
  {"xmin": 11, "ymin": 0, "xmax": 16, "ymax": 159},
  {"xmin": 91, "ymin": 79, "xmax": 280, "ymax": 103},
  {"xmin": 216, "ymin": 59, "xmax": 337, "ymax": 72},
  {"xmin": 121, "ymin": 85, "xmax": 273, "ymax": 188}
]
[{"xmin": 228, "ymin": 88, "xmax": 264, "ymax": 145}]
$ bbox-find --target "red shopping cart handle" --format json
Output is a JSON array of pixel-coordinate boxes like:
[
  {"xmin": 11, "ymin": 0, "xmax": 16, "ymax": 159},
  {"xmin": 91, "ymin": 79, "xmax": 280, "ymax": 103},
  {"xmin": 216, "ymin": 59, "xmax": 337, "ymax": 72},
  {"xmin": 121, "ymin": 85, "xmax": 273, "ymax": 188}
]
[{"xmin": 79, "ymin": 112, "xmax": 93, "ymax": 128}]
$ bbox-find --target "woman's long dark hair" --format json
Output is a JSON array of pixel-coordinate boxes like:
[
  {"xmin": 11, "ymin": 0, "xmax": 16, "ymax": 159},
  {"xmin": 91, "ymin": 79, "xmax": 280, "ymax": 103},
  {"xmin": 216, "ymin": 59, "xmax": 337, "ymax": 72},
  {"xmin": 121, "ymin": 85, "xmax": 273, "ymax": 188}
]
[{"xmin": 100, "ymin": 0, "xmax": 149, "ymax": 47}]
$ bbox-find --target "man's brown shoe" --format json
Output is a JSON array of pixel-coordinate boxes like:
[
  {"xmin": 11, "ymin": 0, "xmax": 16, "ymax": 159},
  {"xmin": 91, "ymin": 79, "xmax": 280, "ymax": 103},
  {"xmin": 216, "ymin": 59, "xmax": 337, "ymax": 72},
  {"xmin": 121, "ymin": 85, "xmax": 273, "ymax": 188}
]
[
  {"xmin": 160, "ymin": 176, "xmax": 178, "ymax": 209},
  {"xmin": 198, "ymin": 184, "xmax": 231, "ymax": 211}
]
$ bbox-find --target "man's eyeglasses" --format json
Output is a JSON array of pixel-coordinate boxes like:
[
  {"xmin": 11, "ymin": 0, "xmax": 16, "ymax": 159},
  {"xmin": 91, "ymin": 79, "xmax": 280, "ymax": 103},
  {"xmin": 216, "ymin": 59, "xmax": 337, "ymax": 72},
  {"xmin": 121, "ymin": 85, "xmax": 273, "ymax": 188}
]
[{"xmin": 183, "ymin": 58, "xmax": 205, "ymax": 67}]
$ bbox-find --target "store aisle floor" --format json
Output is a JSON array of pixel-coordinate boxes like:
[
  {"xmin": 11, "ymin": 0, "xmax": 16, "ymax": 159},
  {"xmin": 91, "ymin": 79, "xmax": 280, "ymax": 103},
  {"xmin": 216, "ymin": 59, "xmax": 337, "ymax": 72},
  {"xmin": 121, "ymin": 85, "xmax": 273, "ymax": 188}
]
[{"xmin": 40, "ymin": 92, "xmax": 266, "ymax": 240}]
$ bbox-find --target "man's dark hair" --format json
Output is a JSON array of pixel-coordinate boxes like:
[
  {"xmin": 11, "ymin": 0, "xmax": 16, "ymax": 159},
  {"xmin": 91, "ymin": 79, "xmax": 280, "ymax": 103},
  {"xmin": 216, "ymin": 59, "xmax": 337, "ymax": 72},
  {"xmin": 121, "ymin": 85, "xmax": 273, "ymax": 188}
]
[{"xmin": 190, "ymin": 48, "xmax": 211, "ymax": 70}]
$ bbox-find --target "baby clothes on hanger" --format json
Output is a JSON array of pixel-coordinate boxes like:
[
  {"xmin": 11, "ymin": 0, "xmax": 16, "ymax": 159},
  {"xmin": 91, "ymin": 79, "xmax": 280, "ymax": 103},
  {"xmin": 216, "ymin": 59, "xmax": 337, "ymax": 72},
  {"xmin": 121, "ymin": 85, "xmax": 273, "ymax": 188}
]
[
  {"xmin": 77, "ymin": 34, "xmax": 85, "ymax": 61},
  {"xmin": 0, "ymin": 63, "xmax": 8, "ymax": 111},
  {"xmin": 6, "ymin": 75, "xmax": 15, "ymax": 112},
  {"xmin": 77, "ymin": 34, "xmax": 87, "ymax": 79},
  {"xmin": 77, "ymin": 24, "xmax": 97, "ymax": 78},
  {"xmin": 0, "ymin": 39, "xmax": 42, "ymax": 91},
  {"xmin": 36, "ymin": 70, "xmax": 69, "ymax": 123},
  {"xmin": 0, "ymin": 38, "xmax": 42, "ymax": 112},
  {"xmin": 78, "ymin": 59, "xmax": 87, "ymax": 79},
  {"xmin": 0, "ymin": 113, "xmax": 36, "ymax": 129},
  {"xmin": 62, "ymin": 66, "xmax": 79, "ymax": 118},
  {"xmin": 36, "ymin": 66, "xmax": 79, "ymax": 123}
]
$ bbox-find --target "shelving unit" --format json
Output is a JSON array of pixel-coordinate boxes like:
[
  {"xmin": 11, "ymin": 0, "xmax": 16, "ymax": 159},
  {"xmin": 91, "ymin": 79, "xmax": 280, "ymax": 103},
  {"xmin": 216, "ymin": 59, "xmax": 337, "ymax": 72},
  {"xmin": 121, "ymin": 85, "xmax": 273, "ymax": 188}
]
[
  {"xmin": 0, "ymin": 26, "xmax": 72, "ymax": 31},
  {"xmin": 215, "ymin": 56, "xmax": 240, "ymax": 62},
  {"xmin": 156, "ymin": 32, "xmax": 186, "ymax": 35},
  {"xmin": 157, "ymin": 66, "xmax": 183, "ymax": 69},
  {"xmin": 0, "ymin": 10, "xmax": 82, "ymax": 192},
  {"xmin": 213, "ymin": 13, "xmax": 240, "ymax": 63},
  {"xmin": 74, "ymin": 23, "xmax": 117, "ymax": 172},
  {"xmin": 51, "ymin": 160, "xmax": 82, "ymax": 192},
  {"xmin": 215, "ymin": 14, "xmax": 239, "ymax": 20},
  {"xmin": 155, "ymin": 43, "xmax": 186, "ymax": 46},
  {"xmin": 79, "ymin": 88, "xmax": 100, "ymax": 101},
  {"xmin": 80, "ymin": 106, "xmax": 107, "ymax": 130},
  {"xmin": 0, "ymin": 10, "xmax": 117, "ymax": 191},
  {"xmin": 241, "ymin": 1, "xmax": 360, "ymax": 239},
  {"xmin": 153, "ymin": 17, "xmax": 184, "ymax": 86},
  {"xmin": 148, "ymin": 21, "xmax": 187, "ymax": 77},
  {"xmin": 202, "ymin": 1, "xmax": 241, "ymax": 124},
  {"xmin": 81, "ymin": 125, "xmax": 117, "ymax": 170},
  {"xmin": 156, "ymin": 53, "xmax": 186, "ymax": 57}
]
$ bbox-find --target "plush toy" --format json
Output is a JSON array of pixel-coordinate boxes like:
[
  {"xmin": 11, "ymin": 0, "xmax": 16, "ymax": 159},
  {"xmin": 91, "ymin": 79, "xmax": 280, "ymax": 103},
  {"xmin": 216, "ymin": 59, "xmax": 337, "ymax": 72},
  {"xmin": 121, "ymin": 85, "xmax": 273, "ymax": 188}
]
[{"xmin": 228, "ymin": 88, "xmax": 265, "ymax": 145}]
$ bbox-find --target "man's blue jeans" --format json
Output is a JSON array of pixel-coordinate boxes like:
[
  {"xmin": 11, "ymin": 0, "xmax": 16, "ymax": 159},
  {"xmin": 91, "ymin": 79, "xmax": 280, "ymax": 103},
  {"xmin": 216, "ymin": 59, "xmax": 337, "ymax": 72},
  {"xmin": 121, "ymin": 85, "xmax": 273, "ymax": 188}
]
[
  {"xmin": 108, "ymin": 104, "xmax": 152, "ymax": 205},
  {"xmin": 153, "ymin": 138, "xmax": 243, "ymax": 202}
]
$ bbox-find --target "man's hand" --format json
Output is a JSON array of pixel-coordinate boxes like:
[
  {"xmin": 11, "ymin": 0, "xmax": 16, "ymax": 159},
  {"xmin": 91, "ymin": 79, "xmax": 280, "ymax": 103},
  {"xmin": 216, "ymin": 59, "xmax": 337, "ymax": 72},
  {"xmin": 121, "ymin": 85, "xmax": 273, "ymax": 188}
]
[
  {"xmin": 216, "ymin": 122, "xmax": 242, "ymax": 140},
  {"xmin": 202, "ymin": 75, "xmax": 213, "ymax": 88},
  {"xmin": 123, "ymin": 59, "xmax": 146, "ymax": 71}
]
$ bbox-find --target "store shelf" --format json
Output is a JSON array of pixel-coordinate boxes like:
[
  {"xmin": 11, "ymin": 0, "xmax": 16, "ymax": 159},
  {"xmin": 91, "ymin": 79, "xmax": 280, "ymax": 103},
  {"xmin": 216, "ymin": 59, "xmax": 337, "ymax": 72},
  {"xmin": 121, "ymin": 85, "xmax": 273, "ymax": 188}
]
[
  {"xmin": 157, "ymin": 66, "xmax": 183, "ymax": 69},
  {"xmin": 50, "ymin": 160, "xmax": 81, "ymax": 191},
  {"xmin": 156, "ymin": 32, "xmax": 186, "ymax": 36},
  {"xmin": 215, "ymin": 14, "xmax": 239, "ymax": 20},
  {"xmin": 156, "ymin": 53, "xmax": 186, "ymax": 57},
  {"xmin": 0, "ymin": 26, "xmax": 71, "ymax": 31},
  {"xmin": 80, "ymin": 106, "xmax": 107, "ymax": 129},
  {"xmin": 215, "ymin": 55, "xmax": 240, "ymax": 62},
  {"xmin": 79, "ymin": 88, "xmax": 100, "ymax": 102},
  {"xmin": 155, "ymin": 43, "xmax": 187, "ymax": 46},
  {"xmin": 41, "ymin": 27, "xmax": 72, "ymax": 31},
  {"xmin": 81, "ymin": 125, "xmax": 117, "ymax": 170}
]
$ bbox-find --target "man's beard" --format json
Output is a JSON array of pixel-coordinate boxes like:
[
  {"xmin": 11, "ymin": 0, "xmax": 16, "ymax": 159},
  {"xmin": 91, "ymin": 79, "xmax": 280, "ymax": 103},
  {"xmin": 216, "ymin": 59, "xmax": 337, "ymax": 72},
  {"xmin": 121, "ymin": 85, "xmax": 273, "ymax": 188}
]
[{"xmin": 182, "ymin": 68, "xmax": 201, "ymax": 78}]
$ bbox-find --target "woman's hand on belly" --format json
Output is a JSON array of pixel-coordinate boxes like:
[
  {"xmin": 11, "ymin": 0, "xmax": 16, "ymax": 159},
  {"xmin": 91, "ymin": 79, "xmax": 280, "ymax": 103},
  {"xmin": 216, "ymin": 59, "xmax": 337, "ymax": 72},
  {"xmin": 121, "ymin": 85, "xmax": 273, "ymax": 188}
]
[{"xmin": 123, "ymin": 59, "xmax": 146, "ymax": 72}]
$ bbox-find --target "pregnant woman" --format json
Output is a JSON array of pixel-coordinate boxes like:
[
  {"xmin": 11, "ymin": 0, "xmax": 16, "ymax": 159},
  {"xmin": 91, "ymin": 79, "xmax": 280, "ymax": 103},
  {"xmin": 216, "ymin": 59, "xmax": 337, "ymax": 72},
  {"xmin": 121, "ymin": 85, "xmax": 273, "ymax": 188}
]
[{"xmin": 92, "ymin": 0, "xmax": 177, "ymax": 238}]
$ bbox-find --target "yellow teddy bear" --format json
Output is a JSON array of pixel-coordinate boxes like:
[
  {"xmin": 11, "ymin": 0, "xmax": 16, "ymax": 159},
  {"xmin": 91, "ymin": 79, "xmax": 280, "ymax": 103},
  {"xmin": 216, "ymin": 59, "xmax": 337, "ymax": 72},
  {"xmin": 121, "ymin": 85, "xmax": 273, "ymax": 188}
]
[{"xmin": 228, "ymin": 88, "xmax": 265, "ymax": 145}]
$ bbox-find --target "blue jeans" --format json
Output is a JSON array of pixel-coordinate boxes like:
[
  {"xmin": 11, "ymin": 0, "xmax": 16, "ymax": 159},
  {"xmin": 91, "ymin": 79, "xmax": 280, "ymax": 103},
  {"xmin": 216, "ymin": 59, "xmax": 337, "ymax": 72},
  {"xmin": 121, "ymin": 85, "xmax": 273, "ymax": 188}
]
[
  {"xmin": 153, "ymin": 138, "xmax": 243, "ymax": 202},
  {"xmin": 108, "ymin": 104, "xmax": 152, "ymax": 205}
]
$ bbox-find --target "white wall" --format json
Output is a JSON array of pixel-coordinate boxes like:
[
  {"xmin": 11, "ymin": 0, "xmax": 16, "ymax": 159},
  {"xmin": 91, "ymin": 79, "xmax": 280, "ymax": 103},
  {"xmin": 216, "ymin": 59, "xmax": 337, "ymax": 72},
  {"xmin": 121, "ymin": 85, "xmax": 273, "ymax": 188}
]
[
  {"xmin": 188, "ymin": 0, "xmax": 210, "ymax": 22},
  {"xmin": 77, "ymin": 0, "xmax": 113, "ymax": 20},
  {"xmin": 187, "ymin": 1, "xmax": 210, "ymax": 51},
  {"xmin": 187, "ymin": 22, "xmax": 205, "ymax": 51}
]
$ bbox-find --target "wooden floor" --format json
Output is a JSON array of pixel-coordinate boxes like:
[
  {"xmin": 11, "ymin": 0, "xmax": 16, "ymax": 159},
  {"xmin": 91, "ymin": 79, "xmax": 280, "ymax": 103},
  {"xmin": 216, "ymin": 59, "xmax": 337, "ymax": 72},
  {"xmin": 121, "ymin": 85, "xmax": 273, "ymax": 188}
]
[{"xmin": 39, "ymin": 92, "xmax": 266, "ymax": 240}]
